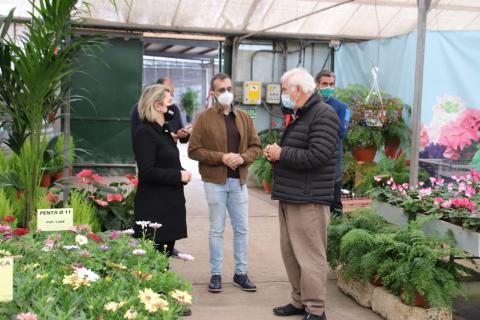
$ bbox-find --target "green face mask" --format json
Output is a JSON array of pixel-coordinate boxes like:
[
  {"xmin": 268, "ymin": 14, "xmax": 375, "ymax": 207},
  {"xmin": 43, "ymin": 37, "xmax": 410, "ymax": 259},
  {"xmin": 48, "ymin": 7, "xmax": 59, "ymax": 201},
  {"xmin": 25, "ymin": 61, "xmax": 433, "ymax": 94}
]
[{"xmin": 319, "ymin": 87, "xmax": 335, "ymax": 99}]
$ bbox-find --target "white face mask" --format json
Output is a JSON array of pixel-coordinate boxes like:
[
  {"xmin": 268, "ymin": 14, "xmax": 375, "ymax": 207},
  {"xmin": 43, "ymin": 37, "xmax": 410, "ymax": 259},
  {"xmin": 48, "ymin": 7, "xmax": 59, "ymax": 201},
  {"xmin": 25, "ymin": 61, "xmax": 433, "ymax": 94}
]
[{"xmin": 217, "ymin": 92, "xmax": 234, "ymax": 106}]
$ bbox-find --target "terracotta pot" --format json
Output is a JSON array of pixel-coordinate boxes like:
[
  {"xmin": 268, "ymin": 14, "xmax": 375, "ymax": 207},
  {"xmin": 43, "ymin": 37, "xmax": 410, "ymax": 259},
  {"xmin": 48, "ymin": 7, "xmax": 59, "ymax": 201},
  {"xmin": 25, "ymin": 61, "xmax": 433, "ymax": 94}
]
[
  {"xmin": 401, "ymin": 291, "xmax": 427, "ymax": 308},
  {"xmin": 53, "ymin": 171, "xmax": 64, "ymax": 182},
  {"xmin": 40, "ymin": 174, "xmax": 51, "ymax": 187},
  {"xmin": 384, "ymin": 138, "xmax": 401, "ymax": 159},
  {"xmin": 262, "ymin": 180, "xmax": 272, "ymax": 194},
  {"xmin": 369, "ymin": 273, "xmax": 383, "ymax": 287},
  {"xmin": 353, "ymin": 146, "xmax": 376, "ymax": 162}
]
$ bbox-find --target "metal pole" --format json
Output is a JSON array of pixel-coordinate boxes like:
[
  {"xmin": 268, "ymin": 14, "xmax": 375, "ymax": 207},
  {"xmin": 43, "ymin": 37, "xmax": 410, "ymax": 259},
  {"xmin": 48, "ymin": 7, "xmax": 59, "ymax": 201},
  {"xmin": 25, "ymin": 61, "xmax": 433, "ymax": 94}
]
[
  {"xmin": 409, "ymin": 0, "xmax": 431, "ymax": 187},
  {"xmin": 238, "ymin": 0, "xmax": 354, "ymax": 42}
]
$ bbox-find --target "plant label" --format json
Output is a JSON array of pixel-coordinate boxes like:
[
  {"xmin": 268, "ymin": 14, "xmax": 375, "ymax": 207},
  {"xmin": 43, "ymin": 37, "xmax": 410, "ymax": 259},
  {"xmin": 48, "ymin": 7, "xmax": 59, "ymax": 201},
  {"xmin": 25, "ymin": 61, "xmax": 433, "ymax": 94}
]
[
  {"xmin": 37, "ymin": 208, "xmax": 73, "ymax": 232},
  {"xmin": 0, "ymin": 257, "xmax": 13, "ymax": 302}
]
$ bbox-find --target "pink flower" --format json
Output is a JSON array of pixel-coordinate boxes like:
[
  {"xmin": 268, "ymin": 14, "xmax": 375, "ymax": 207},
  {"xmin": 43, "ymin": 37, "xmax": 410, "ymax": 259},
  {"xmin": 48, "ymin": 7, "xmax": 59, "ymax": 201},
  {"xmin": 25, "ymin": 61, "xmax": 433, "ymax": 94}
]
[
  {"xmin": 434, "ymin": 197, "xmax": 443, "ymax": 205},
  {"xmin": 402, "ymin": 183, "xmax": 409, "ymax": 189},
  {"xmin": 130, "ymin": 178, "xmax": 138, "ymax": 186},
  {"xmin": 419, "ymin": 187, "xmax": 432, "ymax": 198},
  {"xmin": 107, "ymin": 194, "xmax": 123, "ymax": 202},
  {"xmin": 91, "ymin": 175, "xmax": 103, "ymax": 183},
  {"xmin": 429, "ymin": 177, "xmax": 436, "ymax": 184},
  {"xmin": 79, "ymin": 250, "xmax": 90, "ymax": 257},
  {"xmin": 418, "ymin": 181, "xmax": 425, "ymax": 187},
  {"xmin": 443, "ymin": 147, "xmax": 461, "ymax": 160},
  {"xmin": 420, "ymin": 124, "xmax": 429, "ymax": 147},
  {"xmin": 16, "ymin": 313, "xmax": 37, "ymax": 320},
  {"xmin": 78, "ymin": 224, "xmax": 92, "ymax": 232},
  {"xmin": 109, "ymin": 230, "xmax": 121, "ymax": 240},
  {"xmin": 0, "ymin": 224, "xmax": 11, "ymax": 233},
  {"xmin": 95, "ymin": 199, "xmax": 108, "ymax": 207},
  {"xmin": 76, "ymin": 169, "xmax": 93, "ymax": 178},
  {"xmin": 470, "ymin": 169, "xmax": 480, "ymax": 181},
  {"xmin": 374, "ymin": 176, "xmax": 382, "ymax": 182},
  {"xmin": 447, "ymin": 183, "xmax": 453, "ymax": 191},
  {"xmin": 46, "ymin": 192, "xmax": 59, "ymax": 204},
  {"xmin": 45, "ymin": 238, "xmax": 55, "ymax": 247},
  {"xmin": 441, "ymin": 200, "xmax": 452, "ymax": 209},
  {"xmin": 459, "ymin": 182, "xmax": 467, "ymax": 192}
]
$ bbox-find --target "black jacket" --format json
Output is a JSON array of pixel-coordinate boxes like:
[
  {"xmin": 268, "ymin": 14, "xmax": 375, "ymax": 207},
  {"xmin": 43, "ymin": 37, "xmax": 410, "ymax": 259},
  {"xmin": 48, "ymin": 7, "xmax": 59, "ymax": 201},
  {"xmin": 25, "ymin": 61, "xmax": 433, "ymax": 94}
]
[
  {"xmin": 130, "ymin": 104, "xmax": 189, "ymax": 146},
  {"xmin": 271, "ymin": 94, "xmax": 340, "ymax": 204},
  {"xmin": 133, "ymin": 121, "xmax": 187, "ymax": 242}
]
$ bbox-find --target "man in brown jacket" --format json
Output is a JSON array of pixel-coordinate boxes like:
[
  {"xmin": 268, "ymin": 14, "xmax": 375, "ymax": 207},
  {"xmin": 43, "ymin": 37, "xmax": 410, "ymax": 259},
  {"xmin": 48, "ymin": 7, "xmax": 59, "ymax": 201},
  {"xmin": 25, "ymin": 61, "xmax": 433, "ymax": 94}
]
[{"xmin": 188, "ymin": 73, "xmax": 261, "ymax": 293}]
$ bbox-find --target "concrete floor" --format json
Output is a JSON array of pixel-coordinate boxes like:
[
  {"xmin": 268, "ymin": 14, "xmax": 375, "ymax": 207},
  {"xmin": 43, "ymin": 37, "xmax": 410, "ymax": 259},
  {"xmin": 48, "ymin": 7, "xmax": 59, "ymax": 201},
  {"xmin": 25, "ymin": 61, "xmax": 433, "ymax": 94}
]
[{"xmin": 171, "ymin": 144, "xmax": 382, "ymax": 320}]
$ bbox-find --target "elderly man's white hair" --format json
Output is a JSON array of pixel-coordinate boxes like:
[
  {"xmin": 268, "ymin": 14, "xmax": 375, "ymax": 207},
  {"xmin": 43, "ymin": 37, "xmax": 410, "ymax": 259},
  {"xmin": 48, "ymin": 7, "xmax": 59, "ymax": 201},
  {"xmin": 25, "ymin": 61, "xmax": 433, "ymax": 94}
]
[{"xmin": 281, "ymin": 68, "xmax": 316, "ymax": 94}]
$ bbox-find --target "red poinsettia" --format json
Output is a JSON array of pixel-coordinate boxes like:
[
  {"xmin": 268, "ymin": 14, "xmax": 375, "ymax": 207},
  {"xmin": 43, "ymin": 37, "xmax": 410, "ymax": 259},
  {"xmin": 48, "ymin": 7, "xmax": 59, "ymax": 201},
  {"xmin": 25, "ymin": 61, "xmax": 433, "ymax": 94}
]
[
  {"xmin": 12, "ymin": 228, "xmax": 29, "ymax": 236},
  {"xmin": 3, "ymin": 215, "xmax": 16, "ymax": 223},
  {"xmin": 47, "ymin": 192, "xmax": 60, "ymax": 204},
  {"xmin": 87, "ymin": 232, "xmax": 103, "ymax": 243},
  {"xmin": 107, "ymin": 193, "xmax": 123, "ymax": 202}
]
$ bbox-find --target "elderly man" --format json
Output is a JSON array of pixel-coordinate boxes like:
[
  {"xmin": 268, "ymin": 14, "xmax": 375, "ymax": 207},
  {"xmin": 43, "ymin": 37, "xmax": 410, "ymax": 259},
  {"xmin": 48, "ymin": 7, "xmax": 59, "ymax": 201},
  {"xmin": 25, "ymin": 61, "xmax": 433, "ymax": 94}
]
[{"xmin": 265, "ymin": 68, "xmax": 339, "ymax": 320}]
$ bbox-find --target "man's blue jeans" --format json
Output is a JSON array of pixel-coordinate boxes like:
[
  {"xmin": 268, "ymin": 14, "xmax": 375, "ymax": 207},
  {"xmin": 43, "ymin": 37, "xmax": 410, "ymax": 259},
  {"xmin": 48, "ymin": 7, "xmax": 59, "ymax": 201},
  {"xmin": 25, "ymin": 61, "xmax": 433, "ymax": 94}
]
[{"xmin": 204, "ymin": 178, "xmax": 249, "ymax": 275}]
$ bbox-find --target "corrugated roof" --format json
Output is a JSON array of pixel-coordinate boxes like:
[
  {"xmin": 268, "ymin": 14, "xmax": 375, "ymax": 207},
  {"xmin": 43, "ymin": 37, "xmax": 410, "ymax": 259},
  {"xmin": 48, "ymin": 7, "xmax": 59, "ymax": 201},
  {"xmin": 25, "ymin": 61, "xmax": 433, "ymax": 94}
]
[{"xmin": 1, "ymin": 0, "xmax": 480, "ymax": 39}]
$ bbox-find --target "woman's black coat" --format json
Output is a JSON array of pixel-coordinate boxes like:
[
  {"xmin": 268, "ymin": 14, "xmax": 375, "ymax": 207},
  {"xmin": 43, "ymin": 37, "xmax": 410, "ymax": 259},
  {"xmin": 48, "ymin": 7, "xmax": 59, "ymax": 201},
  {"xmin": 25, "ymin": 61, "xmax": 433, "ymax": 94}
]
[{"xmin": 133, "ymin": 121, "xmax": 187, "ymax": 242}]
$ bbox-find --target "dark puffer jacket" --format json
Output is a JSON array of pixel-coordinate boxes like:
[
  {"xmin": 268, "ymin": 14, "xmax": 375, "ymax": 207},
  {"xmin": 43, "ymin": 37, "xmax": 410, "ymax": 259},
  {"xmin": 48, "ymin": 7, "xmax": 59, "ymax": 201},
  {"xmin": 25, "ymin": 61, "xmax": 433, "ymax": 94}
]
[{"xmin": 271, "ymin": 94, "xmax": 340, "ymax": 204}]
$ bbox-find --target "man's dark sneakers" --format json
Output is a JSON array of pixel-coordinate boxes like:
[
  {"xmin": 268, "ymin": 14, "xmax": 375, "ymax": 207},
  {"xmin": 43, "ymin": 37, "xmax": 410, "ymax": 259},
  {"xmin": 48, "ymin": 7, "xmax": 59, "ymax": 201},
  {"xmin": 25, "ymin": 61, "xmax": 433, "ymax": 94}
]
[
  {"xmin": 208, "ymin": 275, "xmax": 222, "ymax": 293},
  {"xmin": 273, "ymin": 303, "xmax": 305, "ymax": 316},
  {"xmin": 303, "ymin": 312, "xmax": 327, "ymax": 320},
  {"xmin": 233, "ymin": 273, "xmax": 257, "ymax": 291}
]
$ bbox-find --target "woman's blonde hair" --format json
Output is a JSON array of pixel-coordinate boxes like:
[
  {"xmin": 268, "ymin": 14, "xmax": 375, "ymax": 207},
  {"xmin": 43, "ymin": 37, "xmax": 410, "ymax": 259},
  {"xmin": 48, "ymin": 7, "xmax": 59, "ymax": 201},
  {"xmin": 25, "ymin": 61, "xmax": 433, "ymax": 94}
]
[{"xmin": 137, "ymin": 84, "xmax": 170, "ymax": 122}]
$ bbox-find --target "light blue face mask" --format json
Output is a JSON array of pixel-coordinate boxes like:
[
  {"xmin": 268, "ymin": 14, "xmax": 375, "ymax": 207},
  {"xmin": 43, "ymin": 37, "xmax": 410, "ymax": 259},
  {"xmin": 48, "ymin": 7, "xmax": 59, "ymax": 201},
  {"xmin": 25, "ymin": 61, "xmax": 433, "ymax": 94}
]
[{"xmin": 281, "ymin": 94, "xmax": 296, "ymax": 110}]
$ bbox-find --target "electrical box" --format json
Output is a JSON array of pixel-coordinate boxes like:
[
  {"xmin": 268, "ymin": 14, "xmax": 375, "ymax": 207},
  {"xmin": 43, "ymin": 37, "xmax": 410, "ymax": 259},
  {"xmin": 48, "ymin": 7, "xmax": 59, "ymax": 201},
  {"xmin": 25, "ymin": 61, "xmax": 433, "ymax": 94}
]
[
  {"xmin": 243, "ymin": 81, "xmax": 262, "ymax": 105},
  {"xmin": 266, "ymin": 83, "xmax": 281, "ymax": 104}
]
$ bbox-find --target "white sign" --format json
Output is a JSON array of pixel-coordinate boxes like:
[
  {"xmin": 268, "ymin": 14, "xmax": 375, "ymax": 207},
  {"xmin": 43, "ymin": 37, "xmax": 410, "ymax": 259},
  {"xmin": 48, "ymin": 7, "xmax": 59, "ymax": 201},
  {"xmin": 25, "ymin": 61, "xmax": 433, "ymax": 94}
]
[{"xmin": 37, "ymin": 208, "xmax": 73, "ymax": 232}]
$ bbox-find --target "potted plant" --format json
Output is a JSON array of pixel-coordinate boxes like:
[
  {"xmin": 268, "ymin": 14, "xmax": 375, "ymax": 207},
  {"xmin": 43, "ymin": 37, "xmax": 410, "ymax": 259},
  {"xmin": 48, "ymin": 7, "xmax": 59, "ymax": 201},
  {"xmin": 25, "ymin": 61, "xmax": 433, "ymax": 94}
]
[
  {"xmin": 251, "ymin": 155, "xmax": 273, "ymax": 193},
  {"xmin": 344, "ymin": 125, "xmax": 383, "ymax": 162},
  {"xmin": 382, "ymin": 99, "xmax": 411, "ymax": 158},
  {"xmin": 181, "ymin": 88, "xmax": 198, "ymax": 123}
]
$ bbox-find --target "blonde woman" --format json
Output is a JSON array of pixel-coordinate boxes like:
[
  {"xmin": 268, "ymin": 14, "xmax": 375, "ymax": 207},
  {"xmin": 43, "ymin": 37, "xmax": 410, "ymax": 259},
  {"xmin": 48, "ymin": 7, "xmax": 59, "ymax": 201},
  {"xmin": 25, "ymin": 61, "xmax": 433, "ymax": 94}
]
[{"xmin": 133, "ymin": 84, "xmax": 192, "ymax": 256}]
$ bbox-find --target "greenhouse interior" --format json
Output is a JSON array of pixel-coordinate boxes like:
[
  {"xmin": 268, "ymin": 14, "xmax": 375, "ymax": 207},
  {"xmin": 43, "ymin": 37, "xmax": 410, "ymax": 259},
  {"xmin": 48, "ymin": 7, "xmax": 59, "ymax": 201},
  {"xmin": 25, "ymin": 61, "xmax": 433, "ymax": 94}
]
[{"xmin": 1, "ymin": 0, "xmax": 480, "ymax": 319}]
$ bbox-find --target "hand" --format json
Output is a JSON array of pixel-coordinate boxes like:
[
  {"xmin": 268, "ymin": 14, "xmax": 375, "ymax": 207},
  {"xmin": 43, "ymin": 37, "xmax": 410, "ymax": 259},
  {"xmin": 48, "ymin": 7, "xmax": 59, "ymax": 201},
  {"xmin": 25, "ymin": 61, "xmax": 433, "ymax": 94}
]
[
  {"xmin": 170, "ymin": 132, "xmax": 179, "ymax": 142},
  {"xmin": 176, "ymin": 128, "xmax": 190, "ymax": 139},
  {"xmin": 264, "ymin": 143, "xmax": 281, "ymax": 161},
  {"xmin": 222, "ymin": 153, "xmax": 244, "ymax": 170},
  {"xmin": 181, "ymin": 170, "xmax": 192, "ymax": 184}
]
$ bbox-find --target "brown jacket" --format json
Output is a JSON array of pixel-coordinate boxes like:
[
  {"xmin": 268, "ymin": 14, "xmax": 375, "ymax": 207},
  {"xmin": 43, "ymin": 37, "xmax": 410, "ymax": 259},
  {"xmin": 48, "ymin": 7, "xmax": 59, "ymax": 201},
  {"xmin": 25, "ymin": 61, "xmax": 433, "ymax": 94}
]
[{"xmin": 188, "ymin": 104, "xmax": 261, "ymax": 185}]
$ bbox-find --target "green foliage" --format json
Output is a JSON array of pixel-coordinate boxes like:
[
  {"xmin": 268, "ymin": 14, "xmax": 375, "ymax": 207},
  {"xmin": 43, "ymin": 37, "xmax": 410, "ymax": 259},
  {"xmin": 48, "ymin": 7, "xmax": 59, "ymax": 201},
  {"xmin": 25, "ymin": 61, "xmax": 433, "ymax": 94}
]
[
  {"xmin": 344, "ymin": 125, "xmax": 383, "ymax": 149},
  {"xmin": 67, "ymin": 190, "xmax": 101, "ymax": 232},
  {"xmin": 0, "ymin": 0, "xmax": 112, "ymax": 227},
  {"xmin": 329, "ymin": 208, "xmax": 463, "ymax": 309},
  {"xmin": 258, "ymin": 128, "xmax": 279, "ymax": 149},
  {"xmin": 181, "ymin": 88, "xmax": 198, "ymax": 117},
  {"xmin": 250, "ymin": 155, "xmax": 272, "ymax": 185},
  {"xmin": 0, "ymin": 188, "xmax": 14, "ymax": 219}
]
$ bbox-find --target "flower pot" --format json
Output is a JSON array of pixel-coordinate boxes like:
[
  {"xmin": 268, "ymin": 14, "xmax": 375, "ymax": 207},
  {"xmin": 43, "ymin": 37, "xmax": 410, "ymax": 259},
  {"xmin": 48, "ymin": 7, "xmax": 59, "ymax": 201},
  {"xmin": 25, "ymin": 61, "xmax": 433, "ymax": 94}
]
[
  {"xmin": 401, "ymin": 291, "xmax": 427, "ymax": 308},
  {"xmin": 53, "ymin": 171, "xmax": 64, "ymax": 182},
  {"xmin": 262, "ymin": 180, "xmax": 272, "ymax": 194},
  {"xmin": 369, "ymin": 273, "xmax": 383, "ymax": 287},
  {"xmin": 384, "ymin": 138, "xmax": 401, "ymax": 159},
  {"xmin": 16, "ymin": 190, "xmax": 25, "ymax": 200},
  {"xmin": 40, "ymin": 174, "xmax": 51, "ymax": 187},
  {"xmin": 353, "ymin": 146, "xmax": 376, "ymax": 162}
]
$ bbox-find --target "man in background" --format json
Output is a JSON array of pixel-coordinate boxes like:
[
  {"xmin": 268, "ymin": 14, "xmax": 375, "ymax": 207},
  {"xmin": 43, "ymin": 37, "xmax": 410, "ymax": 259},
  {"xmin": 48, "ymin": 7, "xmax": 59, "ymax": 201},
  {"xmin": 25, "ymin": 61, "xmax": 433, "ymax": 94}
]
[{"xmin": 315, "ymin": 70, "xmax": 349, "ymax": 217}]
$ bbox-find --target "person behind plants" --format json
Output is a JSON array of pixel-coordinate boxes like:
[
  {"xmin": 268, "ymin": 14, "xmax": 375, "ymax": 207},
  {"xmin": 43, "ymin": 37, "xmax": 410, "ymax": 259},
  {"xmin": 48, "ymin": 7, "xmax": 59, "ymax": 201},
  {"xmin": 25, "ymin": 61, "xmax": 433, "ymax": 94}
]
[
  {"xmin": 130, "ymin": 77, "xmax": 193, "ymax": 261},
  {"xmin": 132, "ymin": 84, "xmax": 192, "ymax": 257},
  {"xmin": 188, "ymin": 73, "xmax": 261, "ymax": 293},
  {"xmin": 265, "ymin": 68, "xmax": 339, "ymax": 320},
  {"xmin": 315, "ymin": 70, "xmax": 349, "ymax": 217}
]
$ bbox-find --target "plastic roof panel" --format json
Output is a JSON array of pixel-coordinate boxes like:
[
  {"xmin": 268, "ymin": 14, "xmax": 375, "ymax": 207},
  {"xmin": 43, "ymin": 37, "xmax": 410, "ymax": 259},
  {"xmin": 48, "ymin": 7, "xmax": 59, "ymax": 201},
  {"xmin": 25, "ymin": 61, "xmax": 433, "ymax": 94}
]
[{"xmin": 1, "ymin": 0, "xmax": 480, "ymax": 39}]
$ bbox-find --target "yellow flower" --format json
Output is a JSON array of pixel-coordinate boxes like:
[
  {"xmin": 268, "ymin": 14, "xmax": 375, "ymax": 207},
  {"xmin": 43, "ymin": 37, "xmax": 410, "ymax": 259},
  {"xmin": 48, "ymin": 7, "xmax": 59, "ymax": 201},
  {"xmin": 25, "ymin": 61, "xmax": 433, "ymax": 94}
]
[
  {"xmin": 132, "ymin": 271, "xmax": 152, "ymax": 281},
  {"xmin": 0, "ymin": 249, "xmax": 11, "ymax": 256},
  {"xmin": 35, "ymin": 273, "xmax": 48, "ymax": 280},
  {"xmin": 124, "ymin": 308, "xmax": 138, "ymax": 319},
  {"xmin": 22, "ymin": 263, "xmax": 40, "ymax": 271},
  {"xmin": 144, "ymin": 297, "xmax": 169, "ymax": 313},
  {"xmin": 169, "ymin": 290, "xmax": 192, "ymax": 305},
  {"xmin": 105, "ymin": 275, "xmax": 112, "ymax": 282},
  {"xmin": 138, "ymin": 288, "xmax": 160, "ymax": 305},
  {"xmin": 104, "ymin": 301, "xmax": 126, "ymax": 312},
  {"xmin": 62, "ymin": 273, "xmax": 93, "ymax": 290},
  {"xmin": 105, "ymin": 261, "xmax": 127, "ymax": 270}
]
